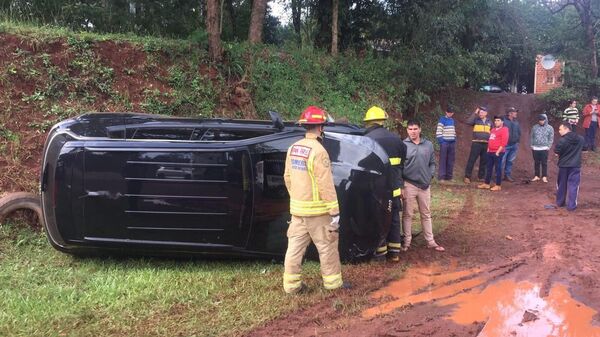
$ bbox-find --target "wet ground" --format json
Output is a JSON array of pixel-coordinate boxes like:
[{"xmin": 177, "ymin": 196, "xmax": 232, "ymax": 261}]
[{"xmin": 245, "ymin": 93, "xmax": 600, "ymax": 337}]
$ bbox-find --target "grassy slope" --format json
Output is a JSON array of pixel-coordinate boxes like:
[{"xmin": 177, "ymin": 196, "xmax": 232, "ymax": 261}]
[
  {"xmin": 0, "ymin": 20, "xmax": 409, "ymax": 193},
  {"xmin": 0, "ymin": 21, "xmax": 472, "ymax": 337}
]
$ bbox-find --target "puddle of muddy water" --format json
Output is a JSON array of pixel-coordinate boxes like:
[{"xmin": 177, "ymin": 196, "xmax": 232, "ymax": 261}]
[{"xmin": 363, "ymin": 265, "xmax": 600, "ymax": 337}]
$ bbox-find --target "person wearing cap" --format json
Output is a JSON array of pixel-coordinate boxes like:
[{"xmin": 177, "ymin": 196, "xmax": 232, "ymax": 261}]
[
  {"xmin": 530, "ymin": 113, "xmax": 554, "ymax": 182},
  {"xmin": 478, "ymin": 116, "xmax": 509, "ymax": 191},
  {"xmin": 464, "ymin": 106, "xmax": 492, "ymax": 184},
  {"xmin": 582, "ymin": 96, "xmax": 600, "ymax": 151},
  {"xmin": 363, "ymin": 106, "xmax": 407, "ymax": 262},
  {"xmin": 436, "ymin": 107, "xmax": 457, "ymax": 183},
  {"xmin": 282, "ymin": 106, "xmax": 347, "ymax": 294},
  {"xmin": 502, "ymin": 107, "xmax": 521, "ymax": 182}
]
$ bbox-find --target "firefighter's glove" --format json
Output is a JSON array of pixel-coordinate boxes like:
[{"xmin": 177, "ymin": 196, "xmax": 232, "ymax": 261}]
[{"xmin": 328, "ymin": 215, "xmax": 340, "ymax": 232}]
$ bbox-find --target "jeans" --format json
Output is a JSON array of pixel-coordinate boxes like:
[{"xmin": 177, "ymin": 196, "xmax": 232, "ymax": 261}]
[
  {"xmin": 556, "ymin": 167, "xmax": 581, "ymax": 211},
  {"xmin": 465, "ymin": 142, "xmax": 487, "ymax": 179},
  {"xmin": 485, "ymin": 152, "xmax": 503, "ymax": 185},
  {"xmin": 502, "ymin": 144, "xmax": 518, "ymax": 177},
  {"xmin": 532, "ymin": 150, "xmax": 548, "ymax": 178},
  {"xmin": 584, "ymin": 122, "xmax": 598, "ymax": 151},
  {"xmin": 438, "ymin": 142, "xmax": 456, "ymax": 180}
]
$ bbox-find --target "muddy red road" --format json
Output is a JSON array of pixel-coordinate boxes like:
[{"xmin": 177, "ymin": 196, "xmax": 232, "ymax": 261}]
[{"xmin": 245, "ymin": 93, "xmax": 600, "ymax": 337}]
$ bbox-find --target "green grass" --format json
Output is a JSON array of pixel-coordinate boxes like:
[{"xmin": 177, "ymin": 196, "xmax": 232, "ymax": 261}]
[
  {"xmin": 0, "ymin": 184, "xmax": 467, "ymax": 337},
  {"xmin": 0, "ymin": 222, "xmax": 340, "ymax": 337}
]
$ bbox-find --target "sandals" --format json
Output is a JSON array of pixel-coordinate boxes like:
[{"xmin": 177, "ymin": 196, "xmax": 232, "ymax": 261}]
[
  {"xmin": 401, "ymin": 244, "xmax": 445, "ymax": 252},
  {"xmin": 427, "ymin": 244, "xmax": 445, "ymax": 252}
]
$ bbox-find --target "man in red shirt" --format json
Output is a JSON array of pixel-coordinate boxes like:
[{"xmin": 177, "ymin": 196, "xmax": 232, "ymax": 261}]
[
  {"xmin": 478, "ymin": 116, "xmax": 509, "ymax": 191},
  {"xmin": 582, "ymin": 96, "xmax": 599, "ymax": 151}
]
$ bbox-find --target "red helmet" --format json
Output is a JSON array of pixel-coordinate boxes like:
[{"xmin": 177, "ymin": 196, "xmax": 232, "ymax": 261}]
[{"xmin": 298, "ymin": 106, "xmax": 327, "ymax": 125}]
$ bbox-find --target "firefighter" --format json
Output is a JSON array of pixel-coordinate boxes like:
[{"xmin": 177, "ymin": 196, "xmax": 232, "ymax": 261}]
[
  {"xmin": 363, "ymin": 106, "xmax": 406, "ymax": 262},
  {"xmin": 282, "ymin": 106, "xmax": 346, "ymax": 294}
]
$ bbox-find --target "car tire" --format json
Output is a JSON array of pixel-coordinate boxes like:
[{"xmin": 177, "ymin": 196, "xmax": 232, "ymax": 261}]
[{"xmin": 0, "ymin": 192, "xmax": 44, "ymax": 228}]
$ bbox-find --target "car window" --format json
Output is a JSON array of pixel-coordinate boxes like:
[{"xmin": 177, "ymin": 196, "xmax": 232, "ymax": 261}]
[
  {"xmin": 200, "ymin": 128, "xmax": 273, "ymax": 141},
  {"xmin": 130, "ymin": 128, "xmax": 195, "ymax": 140}
]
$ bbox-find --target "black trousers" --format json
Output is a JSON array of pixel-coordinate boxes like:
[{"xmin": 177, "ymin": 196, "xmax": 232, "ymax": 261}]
[
  {"xmin": 375, "ymin": 197, "xmax": 403, "ymax": 257},
  {"xmin": 465, "ymin": 142, "xmax": 487, "ymax": 179},
  {"xmin": 532, "ymin": 150, "xmax": 548, "ymax": 178}
]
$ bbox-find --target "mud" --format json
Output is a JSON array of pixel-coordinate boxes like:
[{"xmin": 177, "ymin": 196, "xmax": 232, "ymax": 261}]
[{"xmin": 245, "ymin": 93, "xmax": 600, "ymax": 337}]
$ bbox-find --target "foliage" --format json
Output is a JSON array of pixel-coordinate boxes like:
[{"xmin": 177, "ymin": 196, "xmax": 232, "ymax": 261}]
[{"xmin": 539, "ymin": 87, "xmax": 584, "ymax": 119}]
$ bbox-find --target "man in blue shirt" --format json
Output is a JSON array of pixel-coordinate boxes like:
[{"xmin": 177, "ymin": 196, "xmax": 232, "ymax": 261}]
[
  {"xmin": 436, "ymin": 107, "xmax": 456, "ymax": 183},
  {"xmin": 502, "ymin": 107, "xmax": 521, "ymax": 182}
]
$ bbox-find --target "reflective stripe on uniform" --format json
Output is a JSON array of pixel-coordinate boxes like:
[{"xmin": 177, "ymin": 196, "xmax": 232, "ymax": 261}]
[
  {"xmin": 307, "ymin": 153, "xmax": 319, "ymax": 201},
  {"xmin": 393, "ymin": 188, "xmax": 402, "ymax": 197},
  {"xmin": 290, "ymin": 199, "xmax": 339, "ymax": 215},
  {"xmin": 388, "ymin": 242, "xmax": 402, "ymax": 253},
  {"xmin": 322, "ymin": 273, "xmax": 343, "ymax": 290},
  {"xmin": 389, "ymin": 157, "xmax": 402, "ymax": 166},
  {"xmin": 283, "ymin": 273, "xmax": 302, "ymax": 293}
]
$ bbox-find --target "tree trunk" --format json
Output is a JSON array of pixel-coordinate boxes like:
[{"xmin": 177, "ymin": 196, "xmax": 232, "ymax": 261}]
[
  {"xmin": 573, "ymin": 1, "xmax": 598, "ymax": 79},
  {"xmin": 225, "ymin": 0, "xmax": 237, "ymax": 38},
  {"xmin": 206, "ymin": 0, "xmax": 222, "ymax": 61},
  {"xmin": 585, "ymin": 21, "xmax": 598, "ymax": 78},
  {"xmin": 291, "ymin": 0, "xmax": 302, "ymax": 45},
  {"xmin": 248, "ymin": 0, "xmax": 268, "ymax": 44},
  {"xmin": 331, "ymin": 0, "xmax": 339, "ymax": 55}
]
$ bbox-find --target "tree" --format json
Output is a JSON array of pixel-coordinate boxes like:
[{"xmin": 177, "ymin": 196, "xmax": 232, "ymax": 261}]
[
  {"xmin": 206, "ymin": 0, "xmax": 222, "ymax": 61},
  {"xmin": 331, "ymin": 0, "xmax": 338, "ymax": 55},
  {"xmin": 546, "ymin": 0, "xmax": 599, "ymax": 79},
  {"xmin": 248, "ymin": 0, "xmax": 268, "ymax": 43},
  {"xmin": 291, "ymin": 0, "xmax": 302, "ymax": 44}
]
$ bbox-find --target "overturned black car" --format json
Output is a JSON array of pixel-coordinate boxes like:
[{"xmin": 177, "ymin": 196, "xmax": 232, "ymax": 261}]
[{"xmin": 41, "ymin": 112, "xmax": 394, "ymax": 262}]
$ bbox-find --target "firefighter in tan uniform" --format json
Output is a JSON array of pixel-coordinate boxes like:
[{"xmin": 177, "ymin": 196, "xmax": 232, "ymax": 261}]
[{"xmin": 282, "ymin": 106, "xmax": 345, "ymax": 294}]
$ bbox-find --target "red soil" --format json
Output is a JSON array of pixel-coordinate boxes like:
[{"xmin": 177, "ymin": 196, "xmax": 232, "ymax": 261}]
[{"xmin": 245, "ymin": 93, "xmax": 600, "ymax": 337}]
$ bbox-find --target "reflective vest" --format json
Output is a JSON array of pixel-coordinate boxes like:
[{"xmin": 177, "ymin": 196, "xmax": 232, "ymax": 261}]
[{"xmin": 284, "ymin": 133, "xmax": 339, "ymax": 216}]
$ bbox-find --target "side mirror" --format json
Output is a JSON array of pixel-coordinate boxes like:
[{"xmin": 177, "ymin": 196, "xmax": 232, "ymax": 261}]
[{"xmin": 268, "ymin": 111, "xmax": 285, "ymax": 131}]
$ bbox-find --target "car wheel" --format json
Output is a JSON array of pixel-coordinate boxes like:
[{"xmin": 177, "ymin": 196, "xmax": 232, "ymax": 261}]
[{"xmin": 0, "ymin": 192, "xmax": 44, "ymax": 229}]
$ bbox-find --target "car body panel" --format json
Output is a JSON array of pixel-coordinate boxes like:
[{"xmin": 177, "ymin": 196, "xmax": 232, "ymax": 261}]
[{"xmin": 41, "ymin": 113, "xmax": 393, "ymax": 262}]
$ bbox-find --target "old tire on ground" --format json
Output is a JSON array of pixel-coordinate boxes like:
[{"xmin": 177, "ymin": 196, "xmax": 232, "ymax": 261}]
[{"xmin": 0, "ymin": 192, "xmax": 44, "ymax": 228}]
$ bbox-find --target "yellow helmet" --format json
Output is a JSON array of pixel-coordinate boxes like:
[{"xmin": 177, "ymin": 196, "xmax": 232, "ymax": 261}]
[{"xmin": 363, "ymin": 106, "xmax": 388, "ymax": 122}]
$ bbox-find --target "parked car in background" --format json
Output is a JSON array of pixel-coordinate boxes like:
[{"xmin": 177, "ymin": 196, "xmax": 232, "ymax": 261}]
[
  {"xmin": 41, "ymin": 112, "xmax": 394, "ymax": 262},
  {"xmin": 479, "ymin": 84, "xmax": 504, "ymax": 93}
]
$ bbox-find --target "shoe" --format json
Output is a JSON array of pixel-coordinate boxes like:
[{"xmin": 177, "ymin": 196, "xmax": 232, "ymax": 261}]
[
  {"xmin": 400, "ymin": 245, "xmax": 410, "ymax": 252},
  {"xmin": 463, "ymin": 177, "xmax": 471, "ymax": 184},
  {"xmin": 542, "ymin": 177, "xmax": 548, "ymax": 183},
  {"xmin": 531, "ymin": 176, "xmax": 540, "ymax": 182},
  {"xmin": 287, "ymin": 282, "xmax": 307, "ymax": 294},
  {"xmin": 388, "ymin": 253, "xmax": 400, "ymax": 262},
  {"xmin": 439, "ymin": 179, "xmax": 448, "ymax": 185},
  {"xmin": 477, "ymin": 183, "xmax": 491, "ymax": 189},
  {"xmin": 504, "ymin": 176, "xmax": 515, "ymax": 182},
  {"xmin": 490, "ymin": 185, "xmax": 502, "ymax": 191},
  {"xmin": 330, "ymin": 282, "xmax": 352, "ymax": 290}
]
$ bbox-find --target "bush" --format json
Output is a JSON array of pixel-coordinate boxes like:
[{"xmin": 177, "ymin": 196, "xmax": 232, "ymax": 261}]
[{"xmin": 540, "ymin": 87, "xmax": 584, "ymax": 119}]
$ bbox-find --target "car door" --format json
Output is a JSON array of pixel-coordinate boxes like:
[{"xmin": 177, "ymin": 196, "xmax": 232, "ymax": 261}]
[{"xmin": 82, "ymin": 127, "xmax": 253, "ymax": 248}]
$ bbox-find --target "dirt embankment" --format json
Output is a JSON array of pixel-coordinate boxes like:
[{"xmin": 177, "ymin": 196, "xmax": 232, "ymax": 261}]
[
  {"xmin": 246, "ymin": 93, "xmax": 600, "ymax": 337},
  {"xmin": 0, "ymin": 32, "xmax": 254, "ymax": 193}
]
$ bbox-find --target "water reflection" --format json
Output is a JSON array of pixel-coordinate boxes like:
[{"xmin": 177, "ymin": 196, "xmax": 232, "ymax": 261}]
[{"xmin": 362, "ymin": 264, "xmax": 600, "ymax": 337}]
